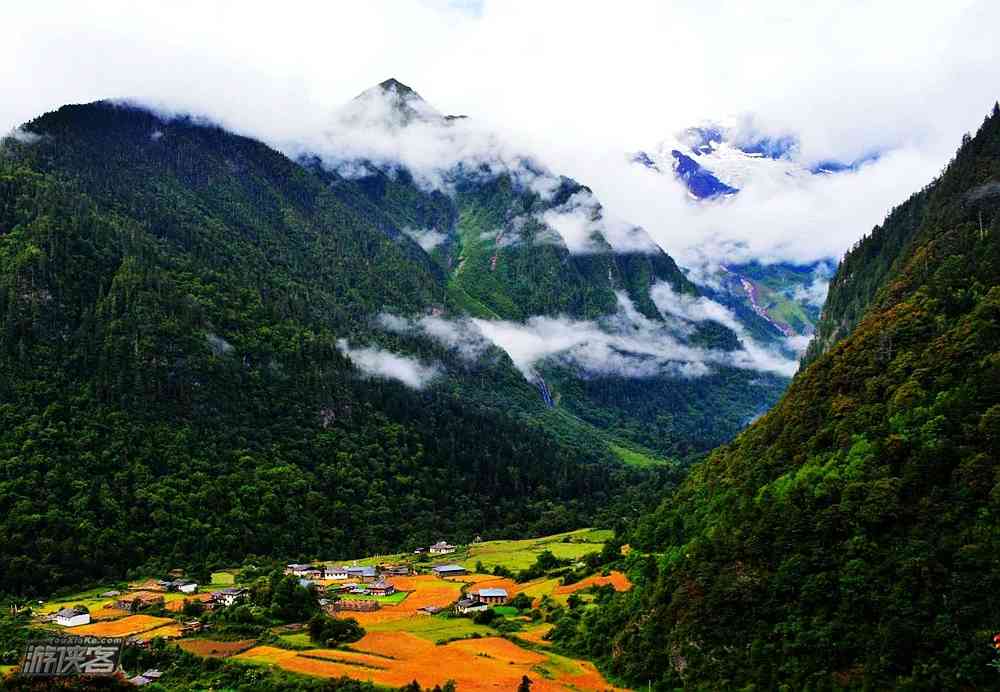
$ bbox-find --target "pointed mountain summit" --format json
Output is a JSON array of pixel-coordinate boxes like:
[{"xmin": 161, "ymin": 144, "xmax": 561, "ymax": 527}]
[
  {"xmin": 346, "ymin": 77, "xmax": 444, "ymax": 127},
  {"xmin": 353, "ymin": 78, "xmax": 427, "ymax": 109},
  {"xmin": 369, "ymin": 78, "xmax": 422, "ymax": 100}
]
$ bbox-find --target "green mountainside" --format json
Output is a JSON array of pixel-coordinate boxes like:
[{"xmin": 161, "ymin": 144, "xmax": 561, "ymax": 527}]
[
  {"xmin": 0, "ymin": 86, "xmax": 797, "ymax": 598},
  {"xmin": 322, "ymin": 170, "xmax": 789, "ymax": 457},
  {"xmin": 805, "ymin": 185, "xmax": 932, "ymax": 363},
  {"xmin": 0, "ymin": 102, "xmax": 672, "ymax": 596},
  {"xmin": 300, "ymin": 80, "xmax": 791, "ymax": 459},
  {"xmin": 553, "ymin": 103, "xmax": 1000, "ymax": 690}
]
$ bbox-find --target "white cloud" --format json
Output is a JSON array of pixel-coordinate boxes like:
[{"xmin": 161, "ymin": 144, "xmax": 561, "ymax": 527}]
[
  {"xmin": 205, "ymin": 332, "xmax": 234, "ymax": 356},
  {"xmin": 377, "ymin": 287, "xmax": 800, "ymax": 383},
  {"xmin": 403, "ymin": 227, "xmax": 447, "ymax": 252},
  {"xmin": 539, "ymin": 189, "xmax": 659, "ymax": 254},
  {"xmin": 336, "ymin": 338, "xmax": 440, "ymax": 389},
  {"xmin": 650, "ymin": 282, "xmax": 803, "ymax": 374},
  {"xmin": 792, "ymin": 271, "xmax": 832, "ymax": 308},
  {"xmin": 784, "ymin": 334, "xmax": 813, "ymax": 356},
  {"xmin": 650, "ymin": 282, "xmax": 743, "ymax": 334},
  {"xmin": 4, "ymin": 128, "xmax": 42, "ymax": 145},
  {"xmin": 285, "ymin": 81, "xmax": 565, "ymax": 197},
  {"xmin": 473, "ymin": 294, "xmax": 800, "ymax": 380},
  {"xmin": 376, "ymin": 313, "xmax": 493, "ymax": 362},
  {"xmin": 539, "ymin": 197, "xmax": 601, "ymax": 254},
  {"xmin": 540, "ymin": 141, "xmax": 952, "ymax": 269}
]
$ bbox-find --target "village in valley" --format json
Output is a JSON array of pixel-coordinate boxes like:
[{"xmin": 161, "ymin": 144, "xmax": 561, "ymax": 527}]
[{"xmin": 6, "ymin": 529, "xmax": 633, "ymax": 690}]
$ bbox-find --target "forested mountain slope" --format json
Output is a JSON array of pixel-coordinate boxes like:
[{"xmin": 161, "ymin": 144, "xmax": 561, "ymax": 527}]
[
  {"xmin": 804, "ymin": 184, "xmax": 931, "ymax": 362},
  {"xmin": 554, "ymin": 103, "xmax": 1000, "ymax": 690},
  {"xmin": 0, "ymin": 102, "xmax": 668, "ymax": 596},
  {"xmin": 300, "ymin": 79, "xmax": 795, "ymax": 460}
]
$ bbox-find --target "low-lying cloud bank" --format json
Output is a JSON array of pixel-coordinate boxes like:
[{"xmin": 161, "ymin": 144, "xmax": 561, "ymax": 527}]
[
  {"xmin": 336, "ymin": 338, "xmax": 440, "ymax": 390},
  {"xmin": 375, "ymin": 286, "xmax": 801, "ymax": 386}
]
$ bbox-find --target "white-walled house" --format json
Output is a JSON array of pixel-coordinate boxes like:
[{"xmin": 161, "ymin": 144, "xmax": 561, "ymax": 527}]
[
  {"xmin": 429, "ymin": 541, "xmax": 456, "ymax": 555},
  {"xmin": 211, "ymin": 587, "xmax": 248, "ymax": 607},
  {"xmin": 55, "ymin": 606, "xmax": 90, "ymax": 627}
]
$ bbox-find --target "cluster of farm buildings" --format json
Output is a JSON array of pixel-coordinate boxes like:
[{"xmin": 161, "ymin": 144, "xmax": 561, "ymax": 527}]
[
  {"xmin": 49, "ymin": 540, "xmax": 508, "ymax": 628},
  {"xmin": 284, "ymin": 540, "xmax": 509, "ymax": 615}
]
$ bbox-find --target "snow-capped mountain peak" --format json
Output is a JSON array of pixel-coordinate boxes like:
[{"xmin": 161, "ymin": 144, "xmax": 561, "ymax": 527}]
[{"xmin": 631, "ymin": 119, "xmax": 879, "ymax": 200}]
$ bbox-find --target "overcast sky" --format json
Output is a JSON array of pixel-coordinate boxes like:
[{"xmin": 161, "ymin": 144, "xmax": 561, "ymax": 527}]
[{"xmin": 5, "ymin": 0, "xmax": 999, "ymax": 266}]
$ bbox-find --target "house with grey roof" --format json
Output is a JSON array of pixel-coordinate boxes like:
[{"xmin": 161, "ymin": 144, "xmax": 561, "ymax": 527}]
[
  {"xmin": 432, "ymin": 564, "xmax": 468, "ymax": 577},
  {"xmin": 344, "ymin": 566, "xmax": 378, "ymax": 583},
  {"xmin": 54, "ymin": 606, "xmax": 90, "ymax": 627},
  {"xmin": 370, "ymin": 579, "xmax": 396, "ymax": 596},
  {"xmin": 475, "ymin": 588, "xmax": 508, "ymax": 605},
  {"xmin": 454, "ymin": 597, "xmax": 487, "ymax": 615}
]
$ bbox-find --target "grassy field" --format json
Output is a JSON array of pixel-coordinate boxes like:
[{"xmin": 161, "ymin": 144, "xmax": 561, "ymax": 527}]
[
  {"xmin": 517, "ymin": 577, "xmax": 563, "ymax": 601},
  {"xmin": 610, "ymin": 443, "xmax": 672, "ymax": 468},
  {"xmin": 365, "ymin": 614, "xmax": 494, "ymax": 643},
  {"xmin": 279, "ymin": 632, "xmax": 314, "ymax": 649},
  {"xmin": 340, "ymin": 590, "xmax": 409, "ymax": 605},
  {"xmin": 331, "ymin": 528, "xmax": 612, "ymax": 574},
  {"xmin": 491, "ymin": 606, "xmax": 519, "ymax": 617},
  {"xmin": 460, "ymin": 528, "xmax": 612, "ymax": 571},
  {"xmin": 36, "ymin": 585, "xmax": 127, "ymax": 615}
]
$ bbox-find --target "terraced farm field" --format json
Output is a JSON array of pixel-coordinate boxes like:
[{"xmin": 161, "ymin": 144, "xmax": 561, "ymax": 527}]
[
  {"xmin": 517, "ymin": 623, "xmax": 555, "ymax": 647},
  {"xmin": 72, "ymin": 614, "xmax": 175, "ymax": 637},
  {"xmin": 165, "ymin": 592, "xmax": 215, "ymax": 611},
  {"xmin": 235, "ymin": 635, "xmax": 623, "ymax": 691},
  {"xmin": 177, "ymin": 639, "xmax": 256, "ymax": 658},
  {"xmin": 554, "ymin": 572, "xmax": 632, "ymax": 596},
  {"xmin": 133, "ymin": 622, "xmax": 185, "ymax": 641}
]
